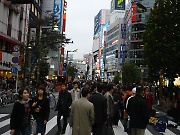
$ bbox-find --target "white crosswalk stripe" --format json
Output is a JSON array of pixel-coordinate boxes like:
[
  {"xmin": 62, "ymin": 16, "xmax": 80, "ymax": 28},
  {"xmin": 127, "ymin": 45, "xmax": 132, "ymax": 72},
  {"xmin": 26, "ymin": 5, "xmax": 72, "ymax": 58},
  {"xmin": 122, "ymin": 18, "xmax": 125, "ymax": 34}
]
[
  {"xmin": 0, "ymin": 114, "xmax": 9, "ymax": 119},
  {"xmin": 0, "ymin": 114, "xmax": 180, "ymax": 135},
  {"xmin": 0, "ymin": 118, "xmax": 10, "ymax": 129},
  {"xmin": 45, "ymin": 116, "xmax": 57, "ymax": 134}
]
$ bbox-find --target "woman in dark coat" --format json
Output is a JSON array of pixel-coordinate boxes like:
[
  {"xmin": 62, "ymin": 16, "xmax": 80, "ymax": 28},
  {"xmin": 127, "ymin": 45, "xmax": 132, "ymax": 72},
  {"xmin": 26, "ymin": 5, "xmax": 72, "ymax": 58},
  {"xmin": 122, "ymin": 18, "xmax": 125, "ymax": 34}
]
[
  {"xmin": 32, "ymin": 85, "xmax": 50, "ymax": 135},
  {"xmin": 10, "ymin": 88, "xmax": 34, "ymax": 135}
]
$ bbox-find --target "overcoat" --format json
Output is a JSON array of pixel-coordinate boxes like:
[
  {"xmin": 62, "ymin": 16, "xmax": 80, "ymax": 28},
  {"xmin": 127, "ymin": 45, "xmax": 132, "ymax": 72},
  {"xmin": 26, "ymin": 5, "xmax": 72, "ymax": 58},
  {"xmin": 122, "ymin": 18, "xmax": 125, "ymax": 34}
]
[{"xmin": 69, "ymin": 97, "xmax": 94, "ymax": 135}]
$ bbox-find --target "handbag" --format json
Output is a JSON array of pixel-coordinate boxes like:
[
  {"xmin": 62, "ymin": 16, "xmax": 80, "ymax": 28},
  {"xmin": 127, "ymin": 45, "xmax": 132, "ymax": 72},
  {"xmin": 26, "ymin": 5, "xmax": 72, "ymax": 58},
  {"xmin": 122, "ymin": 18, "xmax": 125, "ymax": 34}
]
[{"xmin": 31, "ymin": 118, "xmax": 37, "ymax": 134}]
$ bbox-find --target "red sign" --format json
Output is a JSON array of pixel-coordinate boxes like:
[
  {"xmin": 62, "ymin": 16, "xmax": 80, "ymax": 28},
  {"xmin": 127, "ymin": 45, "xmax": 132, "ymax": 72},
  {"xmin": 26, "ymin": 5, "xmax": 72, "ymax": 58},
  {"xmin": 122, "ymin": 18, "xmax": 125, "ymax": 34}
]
[{"xmin": 0, "ymin": 50, "xmax": 2, "ymax": 62}]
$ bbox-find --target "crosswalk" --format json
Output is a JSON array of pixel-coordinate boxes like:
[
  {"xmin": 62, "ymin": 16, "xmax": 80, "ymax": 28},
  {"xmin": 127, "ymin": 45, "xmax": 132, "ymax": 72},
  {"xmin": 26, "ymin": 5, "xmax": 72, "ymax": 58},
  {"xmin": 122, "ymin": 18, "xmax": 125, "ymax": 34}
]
[{"xmin": 0, "ymin": 113, "xmax": 180, "ymax": 135}]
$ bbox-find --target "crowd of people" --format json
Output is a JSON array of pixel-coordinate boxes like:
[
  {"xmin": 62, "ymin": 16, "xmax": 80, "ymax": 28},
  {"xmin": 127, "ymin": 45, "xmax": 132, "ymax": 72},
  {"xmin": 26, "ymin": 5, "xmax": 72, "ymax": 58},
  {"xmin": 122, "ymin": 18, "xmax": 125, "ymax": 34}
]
[{"xmin": 8, "ymin": 80, "xmax": 180, "ymax": 135}]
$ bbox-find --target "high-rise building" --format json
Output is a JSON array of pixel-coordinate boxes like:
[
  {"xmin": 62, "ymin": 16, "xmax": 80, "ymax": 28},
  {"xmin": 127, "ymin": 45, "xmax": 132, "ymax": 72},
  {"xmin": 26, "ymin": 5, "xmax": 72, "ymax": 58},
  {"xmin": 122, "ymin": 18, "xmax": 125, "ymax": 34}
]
[
  {"xmin": 124, "ymin": 0, "xmax": 155, "ymax": 80},
  {"xmin": 92, "ymin": 9, "xmax": 110, "ymax": 80}
]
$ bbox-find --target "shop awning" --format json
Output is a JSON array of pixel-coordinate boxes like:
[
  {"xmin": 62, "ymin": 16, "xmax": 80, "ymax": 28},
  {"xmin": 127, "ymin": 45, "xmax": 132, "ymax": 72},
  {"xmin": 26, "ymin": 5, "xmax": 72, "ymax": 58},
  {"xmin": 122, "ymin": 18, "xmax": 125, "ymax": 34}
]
[{"xmin": 0, "ymin": 32, "xmax": 20, "ymax": 45}]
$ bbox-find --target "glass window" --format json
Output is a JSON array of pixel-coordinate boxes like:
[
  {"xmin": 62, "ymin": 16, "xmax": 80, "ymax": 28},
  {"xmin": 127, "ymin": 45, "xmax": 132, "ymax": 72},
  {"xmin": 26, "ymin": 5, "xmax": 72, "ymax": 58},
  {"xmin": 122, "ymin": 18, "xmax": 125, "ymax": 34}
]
[{"xmin": 2, "ymin": 41, "xmax": 6, "ymax": 51}]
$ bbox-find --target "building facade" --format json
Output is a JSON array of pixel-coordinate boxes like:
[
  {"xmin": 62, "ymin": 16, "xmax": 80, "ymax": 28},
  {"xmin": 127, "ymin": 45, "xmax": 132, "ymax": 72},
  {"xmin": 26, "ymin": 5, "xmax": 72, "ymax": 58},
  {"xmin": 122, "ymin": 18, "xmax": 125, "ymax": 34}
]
[
  {"xmin": 124, "ymin": 0, "xmax": 155, "ymax": 80},
  {"xmin": 0, "ymin": 0, "xmax": 29, "ymax": 78},
  {"xmin": 92, "ymin": 9, "xmax": 110, "ymax": 80}
]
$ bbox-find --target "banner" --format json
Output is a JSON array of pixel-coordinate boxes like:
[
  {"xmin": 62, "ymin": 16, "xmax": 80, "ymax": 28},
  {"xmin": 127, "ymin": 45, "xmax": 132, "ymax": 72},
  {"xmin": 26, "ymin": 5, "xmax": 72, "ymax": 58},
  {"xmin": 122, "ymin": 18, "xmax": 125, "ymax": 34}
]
[{"xmin": 53, "ymin": 0, "xmax": 63, "ymax": 32}]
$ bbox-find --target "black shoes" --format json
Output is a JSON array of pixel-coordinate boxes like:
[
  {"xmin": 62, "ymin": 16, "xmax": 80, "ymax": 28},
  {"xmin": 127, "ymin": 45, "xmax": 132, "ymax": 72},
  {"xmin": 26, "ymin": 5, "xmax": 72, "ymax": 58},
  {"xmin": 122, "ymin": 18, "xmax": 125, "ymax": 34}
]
[
  {"xmin": 56, "ymin": 130, "xmax": 61, "ymax": 135},
  {"xmin": 60, "ymin": 131, "xmax": 65, "ymax": 134}
]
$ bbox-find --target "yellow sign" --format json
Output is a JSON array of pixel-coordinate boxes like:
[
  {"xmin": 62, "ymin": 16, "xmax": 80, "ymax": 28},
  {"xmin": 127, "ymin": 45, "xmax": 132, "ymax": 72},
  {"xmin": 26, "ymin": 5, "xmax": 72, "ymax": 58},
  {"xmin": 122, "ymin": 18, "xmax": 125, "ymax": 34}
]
[{"xmin": 118, "ymin": 0, "xmax": 123, "ymax": 5}]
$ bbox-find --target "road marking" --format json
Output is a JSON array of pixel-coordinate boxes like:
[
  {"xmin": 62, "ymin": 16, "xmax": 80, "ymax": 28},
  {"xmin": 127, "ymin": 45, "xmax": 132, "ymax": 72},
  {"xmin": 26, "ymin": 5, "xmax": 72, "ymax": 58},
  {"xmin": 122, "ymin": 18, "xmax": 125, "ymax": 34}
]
[
  {"xmin": 0, "ymin": 118, "xmax": 10, "ymax": 129},
  {"xmin": 0, "ymin": 114, "xmax": 9, "ymax": 119},
  {"xmin": 45, "ymin": 116, "xmax": 57, "ymax": 134},
  {"xmin": 160, "ymin": 128, "xmax": 176, "ymax": 135},
  {"xmin": 145, "ymin": 129, "xmax": 153, "ymax": 135},
  {"xmin": 2, "ymin": 130, "xmax": 10, "ymax": 135}
]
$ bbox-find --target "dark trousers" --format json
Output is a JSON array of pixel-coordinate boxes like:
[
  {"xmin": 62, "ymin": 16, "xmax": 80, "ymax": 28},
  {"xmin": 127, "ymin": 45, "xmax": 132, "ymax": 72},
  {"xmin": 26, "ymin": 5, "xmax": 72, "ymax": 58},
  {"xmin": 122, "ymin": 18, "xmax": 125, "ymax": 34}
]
[
  {"xmin": 113, "ymin": 111, "xmax": 120, "ymax": 125},
  {"xmin": 108, "ymin": 117, "xmax": 113, "ymax": 128},
  {"xmin": 57, "ymin": 112, "xmax": 68, "ymax": 132},
  {"xmin": 14, "ymin": 124, "xmax": 31, "ymax": 135},
  {"xmin": 92, "ymin": 123, "xmax": 103, "ymax": 135},
  {"xmin": 120, "ymin": 106, "xmax": 124, "ymax": 119}
]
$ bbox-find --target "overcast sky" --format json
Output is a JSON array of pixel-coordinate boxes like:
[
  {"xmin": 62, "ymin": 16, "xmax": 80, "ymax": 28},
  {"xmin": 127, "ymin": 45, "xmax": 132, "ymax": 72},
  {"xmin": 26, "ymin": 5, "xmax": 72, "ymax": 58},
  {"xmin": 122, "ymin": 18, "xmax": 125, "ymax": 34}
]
[{"xmin": 66, "ymin": 0, "xmax": 128, "ymax": 59}]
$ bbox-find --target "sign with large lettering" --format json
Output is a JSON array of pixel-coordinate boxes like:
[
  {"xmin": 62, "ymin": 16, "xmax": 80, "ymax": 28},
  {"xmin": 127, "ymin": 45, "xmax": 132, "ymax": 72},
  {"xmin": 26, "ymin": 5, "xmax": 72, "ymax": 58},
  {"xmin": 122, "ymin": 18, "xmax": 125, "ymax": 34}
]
[
  {"xmin": 94, "ymin": 11, "xmax": 101, "ymax": 35},
  {"xmin": 53, "ymin": 0, "xmax": 63, "ymax": 32}
]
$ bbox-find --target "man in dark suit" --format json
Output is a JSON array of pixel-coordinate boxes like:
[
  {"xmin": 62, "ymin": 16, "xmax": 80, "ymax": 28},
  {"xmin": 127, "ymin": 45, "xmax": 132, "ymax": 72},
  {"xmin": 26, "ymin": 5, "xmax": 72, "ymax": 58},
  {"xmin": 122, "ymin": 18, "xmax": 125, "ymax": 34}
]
[
  {"xmin": 89, "ymin": 83, "xmax": 107, "ymax": 135},
  {"xmin": 55, "ymin": 83, "xmax": 72, "ymax": 135},
  {"xmin": 127, "ymin": 86, "xmax": 149, "ymax": 135}
]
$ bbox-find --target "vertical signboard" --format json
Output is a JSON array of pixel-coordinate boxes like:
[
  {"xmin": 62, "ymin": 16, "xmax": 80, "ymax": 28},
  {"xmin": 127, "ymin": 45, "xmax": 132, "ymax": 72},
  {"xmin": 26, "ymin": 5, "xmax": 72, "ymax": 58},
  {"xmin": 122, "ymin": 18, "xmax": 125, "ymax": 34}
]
[
  {"xmin": 62, "ymin": 0, "xmax": 67, "ymax": 32},
  {"xmin": 132, "ymin": 2, "xmax": 137, "ymax": 23},
  {"xmin": 121, "ymin": 24, "xmax": 126, "ymax": 39},
  {"xmin": 53, "ymin": 0, "xmax": 63, "ymax": 32},
  {"xmin": 94, "ymin": 11, "xmax": 101, "ymax": 35}
]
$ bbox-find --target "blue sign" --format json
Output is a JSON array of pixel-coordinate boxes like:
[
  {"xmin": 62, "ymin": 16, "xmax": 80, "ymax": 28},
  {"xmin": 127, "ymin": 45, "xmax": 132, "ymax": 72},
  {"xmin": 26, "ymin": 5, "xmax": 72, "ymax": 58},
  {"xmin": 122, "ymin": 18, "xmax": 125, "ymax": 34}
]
[
  {"xmin": 11, "ymin": 66, "xmax": 18, "ymax": 74},
  {"xmin": 53, "ymin": 0, "xmax": 63, "ymax": 31},
  {"xmin": 94, "ymin": 11, "xmax": 101, "ymax": 35},
  {"xmin": 12, "ymin": 57, "xmax": 18, "ymax": 63}
]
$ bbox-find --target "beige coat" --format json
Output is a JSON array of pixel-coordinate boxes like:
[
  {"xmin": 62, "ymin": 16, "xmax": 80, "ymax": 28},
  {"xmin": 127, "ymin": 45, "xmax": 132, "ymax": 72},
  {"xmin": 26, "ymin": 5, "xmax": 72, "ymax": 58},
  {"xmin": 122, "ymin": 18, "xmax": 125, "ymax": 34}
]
[{"xmin": 69, "ymin": 97, "xmax": 94, "ymax": 135}]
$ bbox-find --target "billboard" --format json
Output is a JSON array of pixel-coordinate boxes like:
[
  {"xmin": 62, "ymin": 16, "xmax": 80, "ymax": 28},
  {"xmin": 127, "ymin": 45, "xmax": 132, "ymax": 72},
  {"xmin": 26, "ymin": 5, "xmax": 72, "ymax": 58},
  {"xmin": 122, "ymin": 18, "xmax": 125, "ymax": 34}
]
[
  {"xmin": 111, "ymin": 0, "xmax": 125, "ymax": 12},
  {"xmin": 94, "ymin": 11, "xmax": 101, "ymax": 35},
  {"xmin": 53, "ymin": 0, "xmax": 63, "ymax": 32}
]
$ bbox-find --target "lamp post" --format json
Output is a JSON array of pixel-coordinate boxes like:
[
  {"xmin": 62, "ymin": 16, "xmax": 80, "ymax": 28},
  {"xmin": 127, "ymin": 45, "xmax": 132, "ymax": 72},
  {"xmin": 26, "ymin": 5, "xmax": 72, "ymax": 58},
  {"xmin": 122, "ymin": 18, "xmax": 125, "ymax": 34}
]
[
  {"xmin": 66, "ymin": 49, "xmax": 78, "ymax": 65},
  {"xmin": 57, "ymin": 40, "xmax": 73, "ymax": 75}
]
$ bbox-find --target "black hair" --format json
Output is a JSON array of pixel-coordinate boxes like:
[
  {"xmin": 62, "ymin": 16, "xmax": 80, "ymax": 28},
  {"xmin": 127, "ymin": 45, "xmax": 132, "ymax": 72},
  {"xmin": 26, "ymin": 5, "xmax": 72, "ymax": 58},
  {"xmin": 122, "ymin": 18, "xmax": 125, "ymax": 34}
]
[
  {"xmin": 61, "ymin": 82, "xmax": 67, "ymax": 86},
  {"xmin": 82, "ymin": 88, "xmax": 90, "ymax": 97},
  {"xmin": 136, "ymin": 86, "xmax": 143, "ymax": 95},
  {"xmin": 91, "ymin": 83, "xmax": 97, "ymax": 90},
  {"xmin": 107, "ymin": 84, "xmax": 114, "ymax": 91},
  {"xmin": 73, "ymin": 81, "xmax": 78, "ymax": 85},
  {"xmin": 18, "ymin": 88, "xmax": 29, "ymax": 100}
]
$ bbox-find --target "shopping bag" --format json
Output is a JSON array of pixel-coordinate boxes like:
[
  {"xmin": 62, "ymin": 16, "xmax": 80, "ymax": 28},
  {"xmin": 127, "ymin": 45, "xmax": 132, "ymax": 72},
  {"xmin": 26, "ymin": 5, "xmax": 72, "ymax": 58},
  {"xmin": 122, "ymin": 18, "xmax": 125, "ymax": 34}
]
[
  {"xmin": 31, "ymin": 119, "xmax": 37, "ymax": 134},
  {"xmin": 154, "ymin": 120, "xmax": 167, "ymax": 132},
  {"xmin": 68, "ymin": 127, "xmax": 72, "ymax": 135}
]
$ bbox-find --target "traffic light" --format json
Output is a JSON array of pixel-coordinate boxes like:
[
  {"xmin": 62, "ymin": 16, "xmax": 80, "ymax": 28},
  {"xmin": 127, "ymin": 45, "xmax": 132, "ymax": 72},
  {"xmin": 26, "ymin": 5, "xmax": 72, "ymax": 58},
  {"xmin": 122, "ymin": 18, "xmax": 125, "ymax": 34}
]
[{"xmin": 11, "ymin": 0, "xmax": 34, "ymax": 4}]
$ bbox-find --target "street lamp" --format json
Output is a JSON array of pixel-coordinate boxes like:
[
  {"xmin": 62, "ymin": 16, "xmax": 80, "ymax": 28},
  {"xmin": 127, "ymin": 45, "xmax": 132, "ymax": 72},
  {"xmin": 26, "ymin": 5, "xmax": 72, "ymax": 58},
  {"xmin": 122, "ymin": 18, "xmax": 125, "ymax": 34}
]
[{"xmin": 66, "ymin": 49, "xmax": 78, "ymax": 64}]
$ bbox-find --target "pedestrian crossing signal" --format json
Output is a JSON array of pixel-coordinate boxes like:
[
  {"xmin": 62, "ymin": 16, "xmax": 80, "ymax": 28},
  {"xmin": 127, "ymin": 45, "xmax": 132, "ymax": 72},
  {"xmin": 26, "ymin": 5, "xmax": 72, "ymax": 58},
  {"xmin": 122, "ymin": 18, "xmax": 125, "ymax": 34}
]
[{"xmin": 11, "ymin": 0, "xmax": 34, "ymax": 4}]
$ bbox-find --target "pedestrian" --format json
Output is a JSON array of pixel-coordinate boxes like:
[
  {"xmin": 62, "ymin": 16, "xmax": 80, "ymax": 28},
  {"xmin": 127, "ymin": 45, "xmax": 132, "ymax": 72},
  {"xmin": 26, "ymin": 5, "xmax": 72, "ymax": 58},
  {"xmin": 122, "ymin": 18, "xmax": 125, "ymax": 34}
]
[
  {"xmin": 104, "ymin": 84, "xmax": 114, "ymax": 128},
  {"xmin": 127, "ymin": 86, "xmax": 149, "ymax": 135},
  {"xmin": 113, "ymin": 86, "xmax": 122, "ymax": 127},
  {"xmin": 70, "ymin": 81, "xmax": 81, "ymax": 102},
  {"xmin": 55, "ymin": 83, "xmax": 72, "ymax": 135},
  {"xmin": 69, "ymin": 88, "xmax": 94, "ymax": 135},
  {"xmin": 143, "ymin": 86, "xmax": 154, "ymax": 115},
  {"xmin": 89, "ymin": 84, "xmax": 107, "ymax": 135},
  {"xmin": 119, "ymin": 88, "xmax": 124, "ymax": 119},
  {"xmin": 10, "ymin": 88, "xmax": 34, "ymax": 135},
  {"xmin": 32, "ymin": 85, "xmax": 50, "ymax": 135},
  {"xmin": 123, "ymin": 85, "xmax": 132, "ymax": 132}
]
